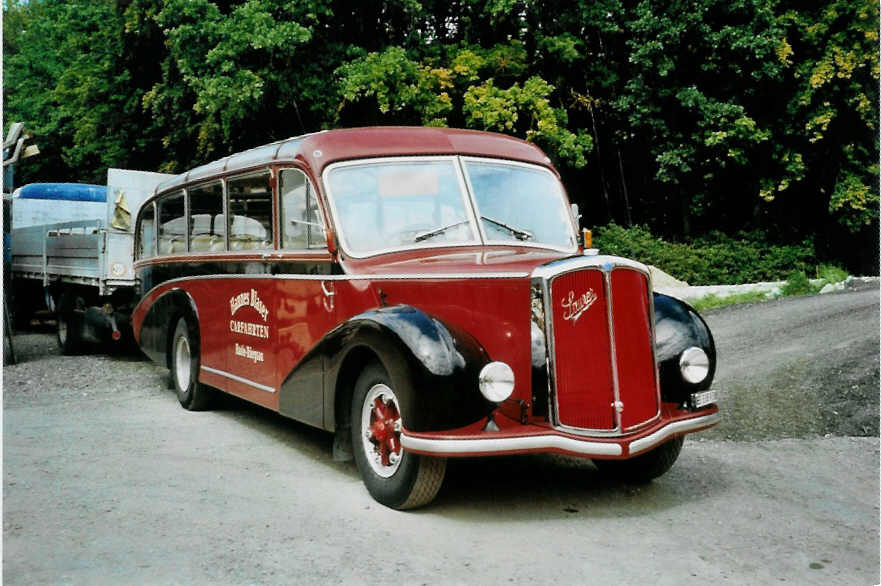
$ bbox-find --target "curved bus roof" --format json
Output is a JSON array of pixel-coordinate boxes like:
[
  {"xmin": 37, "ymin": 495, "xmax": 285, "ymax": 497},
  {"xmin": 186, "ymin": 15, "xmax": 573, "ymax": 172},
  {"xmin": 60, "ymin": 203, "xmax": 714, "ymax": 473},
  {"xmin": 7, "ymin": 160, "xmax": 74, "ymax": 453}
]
[
  {"xmin": 152, "ymin": 127, "xmax": 555, "ymax": 196},
  {"xmin": 14, "ymin": 183, "xmax": 107, "ymax": 202}
]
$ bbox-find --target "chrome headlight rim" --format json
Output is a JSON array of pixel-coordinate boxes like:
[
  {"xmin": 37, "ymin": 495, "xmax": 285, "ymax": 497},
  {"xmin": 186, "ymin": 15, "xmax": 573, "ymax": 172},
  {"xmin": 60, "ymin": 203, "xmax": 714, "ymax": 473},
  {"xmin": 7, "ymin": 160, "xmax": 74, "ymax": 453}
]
[
  {"xmin": 679, "ymin": 346, "xmax": 710, "ymax": 385},
  {"xmin": 478, "ymin": 361, "xmax": 515, "ymax": 403}
]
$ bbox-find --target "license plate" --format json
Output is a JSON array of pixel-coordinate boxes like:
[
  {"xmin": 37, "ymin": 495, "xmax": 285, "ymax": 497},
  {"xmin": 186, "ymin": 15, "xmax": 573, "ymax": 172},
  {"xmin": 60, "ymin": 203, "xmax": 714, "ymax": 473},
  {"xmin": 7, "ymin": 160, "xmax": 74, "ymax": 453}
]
[{"xmin": 690, "ymin": 389, "xmax": 717, "ymax": 409}]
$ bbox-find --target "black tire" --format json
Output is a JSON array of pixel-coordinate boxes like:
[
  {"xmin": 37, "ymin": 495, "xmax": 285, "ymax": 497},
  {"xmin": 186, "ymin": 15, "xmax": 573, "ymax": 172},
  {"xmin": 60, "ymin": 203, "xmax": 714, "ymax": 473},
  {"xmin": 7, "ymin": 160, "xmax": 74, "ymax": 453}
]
[
  {"xmin": 56, "ymin": 291, "xmax": 85, "ymax": 355},
  {"xmin": 593, "ymin": 436, "xmax": 684, "ymax": 483},
  {"xmin": 170, "ymin": 318, "xmax": 213, "ymax": 411},
  {"xmin": 351, "ymin": 361, "xmax": 446, "ymax": 510}
]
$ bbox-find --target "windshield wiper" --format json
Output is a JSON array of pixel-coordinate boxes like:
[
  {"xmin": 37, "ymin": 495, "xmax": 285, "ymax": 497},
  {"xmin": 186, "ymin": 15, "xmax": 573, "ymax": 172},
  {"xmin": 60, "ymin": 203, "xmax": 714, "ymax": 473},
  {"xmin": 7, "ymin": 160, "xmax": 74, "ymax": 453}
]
[
  {"xmin": 481, "ymin": 216, "xmax": 533, "ymax": 241},
  {"xmin": 413, "ymin": 220, "xmax": 470, "ymax": 243}
]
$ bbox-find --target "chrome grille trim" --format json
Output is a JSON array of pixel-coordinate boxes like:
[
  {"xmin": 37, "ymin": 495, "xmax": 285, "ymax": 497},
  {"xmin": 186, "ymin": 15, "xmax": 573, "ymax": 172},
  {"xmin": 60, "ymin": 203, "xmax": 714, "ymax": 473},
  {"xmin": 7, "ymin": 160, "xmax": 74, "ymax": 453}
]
[
  {"xmin": 532, "ymin": 255, "xmax": 661, "ymax": 437},
  {"xmin": 603, "ymin": 269, "xmax": 624, "ymax": 431}
]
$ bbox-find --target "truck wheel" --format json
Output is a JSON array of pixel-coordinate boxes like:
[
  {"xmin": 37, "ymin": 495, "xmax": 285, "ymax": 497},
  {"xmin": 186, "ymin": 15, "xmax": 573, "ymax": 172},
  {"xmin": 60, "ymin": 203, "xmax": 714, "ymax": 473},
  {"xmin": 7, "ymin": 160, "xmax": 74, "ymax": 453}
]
[
  {"xmin": 171, "ymin": 318, "xmax": 213, "ymax": 411},
  {"xmin": 351, "ymin": 362, "xmax": 446, "ymax": 509},
  {"xmin": 594, "ymin": 436, "xmax": 684, "ymax": 483},
  {"xmin": 57, "ymin": 292, "xmax": 84, "ymax": 355}
]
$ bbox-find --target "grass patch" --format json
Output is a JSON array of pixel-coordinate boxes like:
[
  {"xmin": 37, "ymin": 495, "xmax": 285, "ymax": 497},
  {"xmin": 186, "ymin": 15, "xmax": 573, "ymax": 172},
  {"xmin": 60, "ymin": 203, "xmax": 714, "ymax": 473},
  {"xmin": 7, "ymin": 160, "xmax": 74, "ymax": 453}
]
[
  {"xmin": 690, "ymin": 291, "xmax": 772, "ymax": 312},
  {"xmin": 816, "ymin": 263, "xmax": 848, "ymax": 284},
  {"xmin": 781, "ymin": 270, "xmax": 822, "ymax": 296}
]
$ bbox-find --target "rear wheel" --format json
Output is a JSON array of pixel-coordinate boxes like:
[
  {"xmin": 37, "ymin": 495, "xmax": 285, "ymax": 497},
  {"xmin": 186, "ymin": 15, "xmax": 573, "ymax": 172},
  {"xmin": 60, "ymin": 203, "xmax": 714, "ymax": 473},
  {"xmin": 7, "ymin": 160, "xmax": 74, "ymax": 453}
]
[
  {"xmin": 593, "ymin": 436, "xmax": 684, "ymax": 483},
  {"xmin": 171, "ymin": 318, "xmax": 213, "ymax": 411},
  {"xmin": 351, "ymin": 362, "xmax": 446, "ymax": 509},
  {"xmin": 56, "ymin": 291, "xmax": 85, "ymax": 355}
]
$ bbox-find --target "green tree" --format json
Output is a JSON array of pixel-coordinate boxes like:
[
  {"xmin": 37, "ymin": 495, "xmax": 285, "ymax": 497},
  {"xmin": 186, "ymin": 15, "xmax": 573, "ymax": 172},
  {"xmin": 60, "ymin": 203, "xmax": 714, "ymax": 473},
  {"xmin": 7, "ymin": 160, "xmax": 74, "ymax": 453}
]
[{"xmin": 4, "ymin": 0, "xmax": 167, "ymax": 183}]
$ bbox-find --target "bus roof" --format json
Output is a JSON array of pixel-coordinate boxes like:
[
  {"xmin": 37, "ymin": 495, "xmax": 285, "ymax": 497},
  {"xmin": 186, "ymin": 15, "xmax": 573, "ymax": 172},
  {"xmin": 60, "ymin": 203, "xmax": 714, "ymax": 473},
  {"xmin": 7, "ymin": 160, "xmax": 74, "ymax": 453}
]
[{"xmin": 153, "ymin": 127, "xmax": 555, "ymax": 195}]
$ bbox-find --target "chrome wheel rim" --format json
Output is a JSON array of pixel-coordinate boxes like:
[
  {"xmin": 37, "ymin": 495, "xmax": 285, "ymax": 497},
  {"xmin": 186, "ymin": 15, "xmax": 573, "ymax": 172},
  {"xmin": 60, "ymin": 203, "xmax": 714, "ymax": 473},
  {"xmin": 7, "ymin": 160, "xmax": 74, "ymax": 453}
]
[
  {"xmin": 361, "ymin": 383, "xmax": 403, "ymax": 478},
  {"xmin": 174, "ymin": 333, "xmax": 191, "ymax": 391}
]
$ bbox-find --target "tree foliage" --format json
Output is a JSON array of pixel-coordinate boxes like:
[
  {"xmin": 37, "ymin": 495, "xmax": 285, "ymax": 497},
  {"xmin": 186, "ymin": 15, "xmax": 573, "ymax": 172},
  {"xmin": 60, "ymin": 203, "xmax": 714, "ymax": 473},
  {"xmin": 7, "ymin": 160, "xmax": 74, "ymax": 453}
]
[{"xmin": 3, "ymin": 0, "xmax": 878, "ymax": 271}]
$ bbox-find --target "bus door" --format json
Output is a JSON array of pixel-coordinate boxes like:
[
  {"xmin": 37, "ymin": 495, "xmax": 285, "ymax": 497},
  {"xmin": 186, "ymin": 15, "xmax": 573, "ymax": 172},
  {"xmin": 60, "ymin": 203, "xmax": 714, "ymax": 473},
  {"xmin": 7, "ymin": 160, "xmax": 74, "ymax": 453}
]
[{"xmin": 274, "ymin": 168, "xmax": 336, "ymax": 428}]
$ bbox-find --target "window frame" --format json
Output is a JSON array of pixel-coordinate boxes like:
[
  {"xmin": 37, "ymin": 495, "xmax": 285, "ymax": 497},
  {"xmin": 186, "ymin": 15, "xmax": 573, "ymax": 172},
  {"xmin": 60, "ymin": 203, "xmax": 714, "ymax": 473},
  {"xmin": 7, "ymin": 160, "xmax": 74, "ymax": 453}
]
[
  {"xmin": 322, "ymin": 155, "xmax": 482, "ymax": 259},
  {"xmin": 136, "ymin": 201, "xmax": 157, "ymax": 260},
  {"xmin": 460, "ymin": 156, "xmax": 579, "ymax": 253},
  {"xmin": 322, "ymin": 155, "xmax": 578, "ymax": 260},
  {"xmin": 186, "ymin": 179, "xmax": 225, "ymax": 253},
  {"xmin": 225, "ymin": 169, "xmax": 275, "ymax": 252},
  {"xmin": 278, "ymin": 166, "xmax": 329, "ymax": 252},
  {"xmin": 156, "ymin": 189, "xmax": 188, "ymax": 256}
]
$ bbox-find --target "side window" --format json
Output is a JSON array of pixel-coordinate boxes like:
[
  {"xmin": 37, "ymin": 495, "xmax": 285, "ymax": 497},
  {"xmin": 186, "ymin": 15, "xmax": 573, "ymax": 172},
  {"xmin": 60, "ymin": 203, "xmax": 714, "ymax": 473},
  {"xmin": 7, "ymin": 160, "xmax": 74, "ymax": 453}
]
[
  {"xmin": 280, "ymin": 168, "xmax": 327, "ymax": 249},
  {"xmin": 137, "ymin": 202, "xmax": 156, "ymax": 259},
  {"xmin": 158, "ymin": 191, "xmax": 186, "ymax": 255},
  {"xmin": 188, "ymin": 181, "xmax": 224, "ymax": 252},
  {"xmin": 227, "ymin": 172, "xmax": 272, "ymax": 250}
]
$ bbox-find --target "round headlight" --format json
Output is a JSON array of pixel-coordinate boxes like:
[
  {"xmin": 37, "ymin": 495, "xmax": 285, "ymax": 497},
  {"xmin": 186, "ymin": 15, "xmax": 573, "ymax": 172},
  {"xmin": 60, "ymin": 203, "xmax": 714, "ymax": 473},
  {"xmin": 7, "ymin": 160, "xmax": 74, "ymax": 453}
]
[
  {"xmin": 679, "ymin": 346, "xmax": 710, "ymax": 384},
  {"xmin": 479, "ymin": 361, "xmax": 515, "ymax": 403}
]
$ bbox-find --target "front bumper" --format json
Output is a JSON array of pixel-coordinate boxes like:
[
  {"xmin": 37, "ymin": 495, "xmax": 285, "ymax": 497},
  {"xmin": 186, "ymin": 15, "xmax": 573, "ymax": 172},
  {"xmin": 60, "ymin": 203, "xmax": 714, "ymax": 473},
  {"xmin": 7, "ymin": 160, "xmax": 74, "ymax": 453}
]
[{"xmin": 401, "ymin": 404, "xmax": 720, "ymax": 459}]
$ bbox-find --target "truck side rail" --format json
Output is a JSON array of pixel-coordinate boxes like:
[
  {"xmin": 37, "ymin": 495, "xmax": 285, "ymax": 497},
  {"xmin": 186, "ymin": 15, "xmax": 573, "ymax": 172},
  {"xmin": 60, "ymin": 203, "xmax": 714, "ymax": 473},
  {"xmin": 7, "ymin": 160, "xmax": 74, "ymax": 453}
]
[{"xmin": 11, "ymin": 219, "xmax": 106, "ymax": 289}]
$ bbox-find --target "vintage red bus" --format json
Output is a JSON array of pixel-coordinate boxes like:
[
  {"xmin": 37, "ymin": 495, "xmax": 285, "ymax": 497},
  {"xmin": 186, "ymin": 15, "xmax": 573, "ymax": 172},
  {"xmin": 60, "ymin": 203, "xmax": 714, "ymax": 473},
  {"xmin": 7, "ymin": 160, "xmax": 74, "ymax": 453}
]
[{"xmin": 132, "ymin": 127, "xmax": 719, "ymax": 509}]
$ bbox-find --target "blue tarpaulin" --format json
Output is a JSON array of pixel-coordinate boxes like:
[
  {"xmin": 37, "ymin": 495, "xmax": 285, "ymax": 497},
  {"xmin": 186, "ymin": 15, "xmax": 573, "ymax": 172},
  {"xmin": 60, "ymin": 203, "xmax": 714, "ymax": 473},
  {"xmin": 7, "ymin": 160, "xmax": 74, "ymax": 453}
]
[{"xmin": 15, "ymin": 183, "xmax": 107, "ymax": 202}]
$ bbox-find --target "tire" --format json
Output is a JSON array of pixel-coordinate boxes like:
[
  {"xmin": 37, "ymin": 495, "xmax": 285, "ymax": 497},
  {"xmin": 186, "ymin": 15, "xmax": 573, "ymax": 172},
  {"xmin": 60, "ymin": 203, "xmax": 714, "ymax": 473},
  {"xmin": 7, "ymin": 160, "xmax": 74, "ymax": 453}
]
[
  {"xmin": 170, "ymin": 318, "xmax": 213, "ymax": 411},
  {"xmin": 351, "ymin": 361, "xmax": 446, "ymax": 510},
  {"xmin": 56, "ymin": 291, "xmax": 85, "ymax": 355},
  {"xmin": 593, "ymin": 436, "xmax": 684, "ymax": 483}
]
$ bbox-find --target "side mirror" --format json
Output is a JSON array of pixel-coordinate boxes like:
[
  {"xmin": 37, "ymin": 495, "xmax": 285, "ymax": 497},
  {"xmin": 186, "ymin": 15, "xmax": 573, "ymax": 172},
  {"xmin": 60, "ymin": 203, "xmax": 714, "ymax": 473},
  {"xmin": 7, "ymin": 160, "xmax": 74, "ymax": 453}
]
[{"xmin": 570, "ymin": 203, "xmax": 581, "ymax": 228}]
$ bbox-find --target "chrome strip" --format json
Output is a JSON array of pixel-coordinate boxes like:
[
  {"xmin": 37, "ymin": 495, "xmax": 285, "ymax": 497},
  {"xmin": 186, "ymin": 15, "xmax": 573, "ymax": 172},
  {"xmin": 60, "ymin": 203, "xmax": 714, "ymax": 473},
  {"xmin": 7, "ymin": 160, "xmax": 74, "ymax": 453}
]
[
  {"xmin": 531, "ymin": 255, "xmax": 650, "ymax": 280},
  {"xmin": 628, "ymin": 412, "xmax": 721, "ymax": 455},
  {"xmin": 138, "ymin": 271, "xmax": 529, "ymax": 303},
  {"xmin": 400, "ymin": 432, "xmax": 623, "ymax": 456},
  {"xmin": 200, "ymin": 365, "xmax": 276, "ymax": 393},
  {"xmin": 540, "ymin": 275, "xmax": 559, "ymax": 425},
  {"xmin": 605, "ymin": 270, "xmax": 624, "ymax": 431}
]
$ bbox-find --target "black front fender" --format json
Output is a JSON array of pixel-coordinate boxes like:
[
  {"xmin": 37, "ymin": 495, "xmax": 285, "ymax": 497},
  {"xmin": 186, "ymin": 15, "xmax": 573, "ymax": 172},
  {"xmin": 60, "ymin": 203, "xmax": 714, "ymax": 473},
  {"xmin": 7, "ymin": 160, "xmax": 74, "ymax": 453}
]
[
  {"xmin": 278, "ymin": 305, "xmax": 493, "ymax": 433},
  {"xmin": 652, "ymin": 293, "xmax": 716, "ymax": 404}
]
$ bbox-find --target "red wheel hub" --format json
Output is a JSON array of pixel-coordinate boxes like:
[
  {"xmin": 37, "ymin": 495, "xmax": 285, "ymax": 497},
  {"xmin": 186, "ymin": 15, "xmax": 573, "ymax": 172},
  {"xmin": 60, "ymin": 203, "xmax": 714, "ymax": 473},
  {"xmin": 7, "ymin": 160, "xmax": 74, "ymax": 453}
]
[{"xmin": 369, "ymin": 397, "xmax": 401, "ymax": 466}]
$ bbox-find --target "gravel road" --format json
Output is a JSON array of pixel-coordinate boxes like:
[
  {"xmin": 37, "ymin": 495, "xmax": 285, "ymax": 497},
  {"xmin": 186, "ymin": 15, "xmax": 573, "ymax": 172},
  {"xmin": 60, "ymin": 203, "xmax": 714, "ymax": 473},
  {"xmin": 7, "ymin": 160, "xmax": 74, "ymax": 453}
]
[{"xmin": 3, "ymin": 288, "xmax": 879, "ymax": 585}]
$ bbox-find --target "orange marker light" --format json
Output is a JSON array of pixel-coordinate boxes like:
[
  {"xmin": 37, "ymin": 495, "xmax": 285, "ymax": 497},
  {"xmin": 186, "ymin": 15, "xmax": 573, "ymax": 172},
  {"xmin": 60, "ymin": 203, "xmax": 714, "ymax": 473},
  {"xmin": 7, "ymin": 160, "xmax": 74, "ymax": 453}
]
[{"xmin": 582, "ymin": 228, "xmax": 593, "ymax": 249}]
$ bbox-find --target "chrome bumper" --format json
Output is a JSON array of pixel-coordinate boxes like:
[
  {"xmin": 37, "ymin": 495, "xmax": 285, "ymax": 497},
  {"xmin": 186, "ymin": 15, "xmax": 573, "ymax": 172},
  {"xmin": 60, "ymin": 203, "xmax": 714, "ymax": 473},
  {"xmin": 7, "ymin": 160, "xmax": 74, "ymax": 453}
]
[{"xmin": 400, "ymin": 411, "xmax": 721, "ymax": 459}]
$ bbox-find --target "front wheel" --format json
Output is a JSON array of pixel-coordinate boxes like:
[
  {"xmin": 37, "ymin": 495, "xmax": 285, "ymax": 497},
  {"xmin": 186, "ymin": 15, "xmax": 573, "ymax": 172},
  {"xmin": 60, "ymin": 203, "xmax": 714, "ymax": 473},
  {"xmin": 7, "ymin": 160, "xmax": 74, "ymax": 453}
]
[
  {"xmin": 171, "ymin": 318, "xmax": 213, "ymax": 411},
  {"xmin": 593, "ymin": 436, "xmax": 684, "ymax": 483},
  {"xmin": 351, "ymin": 362, "xmax": 446, "ymax": 509}
]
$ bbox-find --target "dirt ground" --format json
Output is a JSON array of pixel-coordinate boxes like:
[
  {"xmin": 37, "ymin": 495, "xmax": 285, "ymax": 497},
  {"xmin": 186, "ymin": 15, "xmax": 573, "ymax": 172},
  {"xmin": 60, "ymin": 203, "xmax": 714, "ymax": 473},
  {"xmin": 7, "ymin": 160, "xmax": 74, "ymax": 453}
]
[{"xmin": 3, "ymin": 288, "xmax": 879, "ymax": 585}]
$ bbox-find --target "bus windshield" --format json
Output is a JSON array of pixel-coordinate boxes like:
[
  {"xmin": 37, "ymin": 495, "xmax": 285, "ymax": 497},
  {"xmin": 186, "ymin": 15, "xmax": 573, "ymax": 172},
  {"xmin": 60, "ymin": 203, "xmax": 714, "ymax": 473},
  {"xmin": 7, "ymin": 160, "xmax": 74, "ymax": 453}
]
[{"xmin": 325, "ymin": 157, "xmax": 577, "ymax": 257}]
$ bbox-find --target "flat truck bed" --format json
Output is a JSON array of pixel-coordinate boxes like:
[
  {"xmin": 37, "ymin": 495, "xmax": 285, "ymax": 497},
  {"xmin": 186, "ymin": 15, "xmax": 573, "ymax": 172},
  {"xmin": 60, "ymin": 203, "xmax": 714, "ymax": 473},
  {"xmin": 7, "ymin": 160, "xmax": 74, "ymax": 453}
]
[{"xmin": 8, "ymin": 169, "xmax": 172, "ymax": 350}]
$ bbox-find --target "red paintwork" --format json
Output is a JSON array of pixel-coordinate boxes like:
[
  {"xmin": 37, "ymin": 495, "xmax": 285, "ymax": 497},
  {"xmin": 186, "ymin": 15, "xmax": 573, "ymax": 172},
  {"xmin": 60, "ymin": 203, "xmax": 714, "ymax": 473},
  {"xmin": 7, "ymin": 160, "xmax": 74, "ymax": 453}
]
[
  {"xmin": 611, "ymin": 269, "xmax": 661, "ymax": 429},
  {"xmin": 339, "ymin": 246, "xmax": 568, "ymax": 275},
  {"xmin": 297, "ymin": 127, "xmax": 555, "ymax": 177},
  {"xmin": 550, "ymin": 269, "xmax": 616, "ymax": 429},
  {"xmin": 132, "ymin": 127, "xmax": 719, "ymax": 461},
  {"xmin": 131, "ymin": 248, "xmax": 545, "ymax": 414}
]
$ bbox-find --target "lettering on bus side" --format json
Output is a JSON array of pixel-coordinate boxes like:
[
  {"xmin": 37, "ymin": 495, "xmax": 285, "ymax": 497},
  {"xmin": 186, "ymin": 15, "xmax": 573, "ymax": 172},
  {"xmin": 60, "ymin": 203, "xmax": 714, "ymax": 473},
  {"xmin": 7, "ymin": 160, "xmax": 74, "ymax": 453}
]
[
  {"xmin": 229, "ymin": 289, "xmax": 271, "ymax": 364},
  {"xmin": 230, "ymin": 289, "xmax": 269, "ymax": 321},
  {"xmin": 235, "ymin": 343, "xmax": 265, "ymax": 363}
]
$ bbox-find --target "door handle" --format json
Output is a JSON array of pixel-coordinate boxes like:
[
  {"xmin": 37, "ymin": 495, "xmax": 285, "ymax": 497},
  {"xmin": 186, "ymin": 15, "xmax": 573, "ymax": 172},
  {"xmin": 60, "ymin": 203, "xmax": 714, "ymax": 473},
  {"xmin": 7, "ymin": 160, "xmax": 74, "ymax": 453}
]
[{"xmin": 321, "ymin": 280, "xmax": 335, "ymax": 312}]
